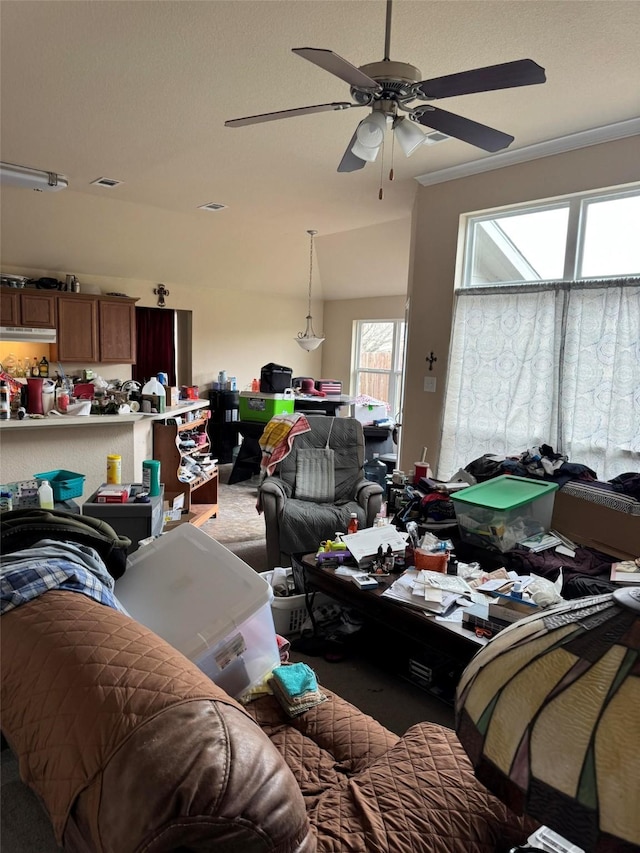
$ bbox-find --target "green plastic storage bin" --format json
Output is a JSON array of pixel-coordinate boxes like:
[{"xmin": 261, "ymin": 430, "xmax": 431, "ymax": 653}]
[{"xmin": 451, "ymin": 475, "xmax": 558, "ymax": 552}]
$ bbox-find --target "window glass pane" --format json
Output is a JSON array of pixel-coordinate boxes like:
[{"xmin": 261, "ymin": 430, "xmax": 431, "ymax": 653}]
[
  {"xmin": 358, "ymin": 322, "xmax": 394, "ymax": 370},
  {"xmin": 358, "ymin": 371, "xmax": 390, "ymax": 403},
  {"xmin": 580, "ymin": 194, "xmax": 640, "ymax": 278},
  {"xmin": 467, "ymin": 207, "xmax": 569, "ymax": 285}
]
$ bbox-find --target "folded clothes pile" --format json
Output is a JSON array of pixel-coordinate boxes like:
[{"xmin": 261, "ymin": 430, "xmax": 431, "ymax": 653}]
[{"xmin": 269, "ymin": 662, "xmax": 327, "ymax": 717}]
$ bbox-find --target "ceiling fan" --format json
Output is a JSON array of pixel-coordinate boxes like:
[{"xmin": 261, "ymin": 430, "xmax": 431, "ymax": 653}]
[{"xmin": 225, "ymin": 0, "xmax": 546, "ymax": 172}]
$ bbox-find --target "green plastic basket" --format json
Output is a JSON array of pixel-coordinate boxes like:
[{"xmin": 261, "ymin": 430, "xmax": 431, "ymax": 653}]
[{"xmin": 34, "ymin": 469, "xmax": 85, "ymax": 502}]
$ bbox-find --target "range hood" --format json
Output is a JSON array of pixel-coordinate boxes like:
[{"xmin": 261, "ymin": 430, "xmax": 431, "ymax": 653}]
[{"xmin": 0, "ymin": 326, "xmax": 57, "ymax": 344}]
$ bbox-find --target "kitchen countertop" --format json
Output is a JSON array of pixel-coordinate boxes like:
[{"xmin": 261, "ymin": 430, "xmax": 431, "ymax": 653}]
[{"xmin": 0, "ymin": 400, "xmax": 210, "ymax": 430}]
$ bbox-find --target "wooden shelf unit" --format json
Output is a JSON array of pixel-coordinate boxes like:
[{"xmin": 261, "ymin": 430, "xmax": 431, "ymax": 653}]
[{"xmin": 153, "ymin": 406, "xmax": 218, "ymax": 527}]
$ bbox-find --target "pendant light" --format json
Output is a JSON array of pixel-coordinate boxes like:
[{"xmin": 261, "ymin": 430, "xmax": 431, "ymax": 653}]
[{"xmin": 295, "ymin": 229, "xmax": 325, "ymax": 351}]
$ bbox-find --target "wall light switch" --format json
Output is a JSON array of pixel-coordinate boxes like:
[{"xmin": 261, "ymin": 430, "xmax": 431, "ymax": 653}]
[{"xmin": 424, "ymin": 376, "xmax": 437, "ymax": 392}]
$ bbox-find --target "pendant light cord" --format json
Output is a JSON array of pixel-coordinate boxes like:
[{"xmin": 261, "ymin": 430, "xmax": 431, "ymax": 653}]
[{"xmin": 307, "ymin": 229, "xmax": 316, "ymax": 316}]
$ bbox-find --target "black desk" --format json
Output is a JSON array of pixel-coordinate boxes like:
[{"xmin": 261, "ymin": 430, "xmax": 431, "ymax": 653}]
[{"xmin": 229, "ymin": 421, "xmax": 264, "ymax": 484}]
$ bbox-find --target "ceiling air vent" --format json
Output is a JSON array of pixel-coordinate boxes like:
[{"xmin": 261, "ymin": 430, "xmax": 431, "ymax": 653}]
[
  {"xmin": 424, "ymin": 132, "xmax": 450, "ymax": 145},
  {"xmin": 90, "ymin": 177, "xmax": 123, "ymax": 188},
  {"xmin": 198, "ymin": 202, "xmax": 227, "ymax": 212}
]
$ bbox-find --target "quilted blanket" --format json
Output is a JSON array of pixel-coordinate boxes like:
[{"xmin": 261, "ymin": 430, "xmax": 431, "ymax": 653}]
[{"xmin": 246, "ymin": 693, "xmax": 536, "ymax": 853}]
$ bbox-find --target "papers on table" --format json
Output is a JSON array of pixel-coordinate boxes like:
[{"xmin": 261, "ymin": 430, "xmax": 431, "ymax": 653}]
[
  {"xmin": 340, "ymin": 526, "xmax": 408, "ymax": 565},
  {"xmin": 381, "ymin": 569, "xmax": 474, "ymax": 619}
]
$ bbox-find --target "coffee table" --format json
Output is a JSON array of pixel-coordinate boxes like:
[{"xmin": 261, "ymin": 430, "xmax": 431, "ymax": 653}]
[{"xmin": 297, "ymin": 554, "xmax": 486, "ymax": 705}]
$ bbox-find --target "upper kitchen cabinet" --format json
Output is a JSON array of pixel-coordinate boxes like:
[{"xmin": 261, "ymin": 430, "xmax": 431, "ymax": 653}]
[
  {"xmin": 56, "ymin": 295, "xmax": 99, "ymax": 362},
  {"xmin": 0, "ymin": 287, "xmax": 57, "ymax": 328},
  {"xmin": 99, "ymin": 298, "xmax": 137, "ymax": 363},
  {"xmin": 56, "ymin": 293, "xmax": 138, "ymax": 364}
]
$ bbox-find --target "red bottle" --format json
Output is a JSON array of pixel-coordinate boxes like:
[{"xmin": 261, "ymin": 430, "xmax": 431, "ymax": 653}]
[{"xmin": 347, "ymin": 513, "xmax": 359, "ymax": 535}]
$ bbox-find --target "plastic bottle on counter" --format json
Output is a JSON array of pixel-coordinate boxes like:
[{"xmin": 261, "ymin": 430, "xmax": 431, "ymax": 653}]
[
  {"xmin": 142, "ymin": 459, "xmax": 161, "ymax": 497},
  {"xmin": 38, "ymin": 480, "xmax": 54, "ymax": 509},
  {"xmin": 39, "ymin": 356, "xmax": 49, "ymax": 378},
  {"xmin": 0, "ymin": 380, "xmax": 10, "ymax": 420},
  {"xmin": 31, "ymin": 358, "xmax": 40, "ymax": 377},
  {"xmin": 141, "ymin": 377, "xmax": 166, "ymax": 413},
  {"xmin": 251, "ymin": 378, "xmax": 260, "ymax": 392},
  {"xmin": 106, "ymin": 454, "xmax": 122, "ymax": 485},
  {"xmin": 347, "ymin": 513, "xmax": 359, "ymax": 535}
]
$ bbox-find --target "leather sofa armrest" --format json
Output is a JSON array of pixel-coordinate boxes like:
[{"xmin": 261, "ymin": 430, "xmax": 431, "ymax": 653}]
[{"xmin": 67, "ymin": 699, "xmax": 315, "ymax": 853}]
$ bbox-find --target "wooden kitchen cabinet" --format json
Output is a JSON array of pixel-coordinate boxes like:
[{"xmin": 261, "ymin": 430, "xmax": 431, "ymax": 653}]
[
  {"xmin": 0, "ymin": 288, "xmax": 19, "ymax": 325},
  {"xmin": 56, "ymin": 295, "xmax": 99, "ymax": 362},
  {"xmin": 99, "ymin": 298, "xmax": 137, "ymax": 363},
  {"xmin": 20, "ymin": 291, "xmax": 57, "ymax": 327},
  {"xmin": 0, "ymin": 286, "xmax": 56, "ymax": 327},
  {"xmin": 1, "ymin": 286, "xmax": 137, "ymax": 364}
]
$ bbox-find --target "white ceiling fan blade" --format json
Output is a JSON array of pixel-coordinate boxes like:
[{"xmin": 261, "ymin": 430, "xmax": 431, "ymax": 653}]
[
  {"xmin": 293, "ymin": 48, "xmax": 382, "ymax": 92},
  {"xmin": 225, "ymin": 102, "xmax": 356, "ymax": 127}
]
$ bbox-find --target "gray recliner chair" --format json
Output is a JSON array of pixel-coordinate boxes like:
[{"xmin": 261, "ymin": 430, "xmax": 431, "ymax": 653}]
[{"xmin": 259, "ymin": 416, "xmax": 384, "ymax": 569}]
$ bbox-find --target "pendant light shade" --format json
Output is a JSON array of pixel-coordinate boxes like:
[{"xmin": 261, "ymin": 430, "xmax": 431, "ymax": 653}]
[{"xmin": 295, "ymin": 229, "xmax": 324, "ymax": 351}]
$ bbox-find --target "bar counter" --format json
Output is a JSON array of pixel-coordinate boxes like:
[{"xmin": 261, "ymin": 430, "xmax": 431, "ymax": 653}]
[
  {"xmin": 0, "ymin": 400, "xmax": 208, "ymax": 430},
  {"xmin": 0, "ymin": 400, "xmax": 210, "ymax": 506}
]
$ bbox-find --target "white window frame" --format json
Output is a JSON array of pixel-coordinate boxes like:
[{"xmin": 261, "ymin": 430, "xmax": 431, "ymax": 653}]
[
  {"xmin": 352, "ymin": 319, "xmax": 405, "ymax": 418},
  {"xmin": 461, "ymin": 184, "xmax": 640, "ymax": 288}
]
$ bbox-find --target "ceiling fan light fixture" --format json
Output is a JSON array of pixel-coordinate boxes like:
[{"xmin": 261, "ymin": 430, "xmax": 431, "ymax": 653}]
[
  {"xmin": 350, "ymin": 136, "xmax": 382, "ymax": 162},
  {"xmin": 295, "ymin": 229, "xmax": 325, "ymax": 352},
  {"xmin": 355, "ymin": 111, "xmax": 387, "ymax": 148},
  {"xmin": 393, "ymin": 116, "xmax": 427, "ymax": 156}
]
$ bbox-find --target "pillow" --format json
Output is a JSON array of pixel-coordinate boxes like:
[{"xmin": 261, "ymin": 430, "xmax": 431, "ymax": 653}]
[{"xmin": 295, "ymin": 448, "xmax": 335, "ymax": 503}]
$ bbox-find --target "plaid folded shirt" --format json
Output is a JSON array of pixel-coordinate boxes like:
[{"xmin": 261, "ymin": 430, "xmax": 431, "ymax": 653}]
[{"xmin": 0, "ymin": 539, "xmax": 127, "ymax": 615}]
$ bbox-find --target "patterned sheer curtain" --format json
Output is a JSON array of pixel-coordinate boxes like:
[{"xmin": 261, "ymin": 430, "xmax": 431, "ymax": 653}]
[{"xmin": 439, "ymin": 278, "xmax": 640, "ymax": 480}]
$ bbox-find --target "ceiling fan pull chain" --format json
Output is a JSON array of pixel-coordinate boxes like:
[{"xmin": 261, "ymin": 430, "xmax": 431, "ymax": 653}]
[
  {"xmin": 379, "ymin": 139, "xmax": 385, "ymax": 200},
  {"xmin": 389, "ymin": 129, "xmax": 395, "ymax": 182}
]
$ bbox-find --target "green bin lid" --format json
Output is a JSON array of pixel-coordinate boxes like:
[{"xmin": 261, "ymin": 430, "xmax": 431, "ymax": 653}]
[{"xmin": 450, "ymin": 475, "xmax": 558, "ymax": 511}]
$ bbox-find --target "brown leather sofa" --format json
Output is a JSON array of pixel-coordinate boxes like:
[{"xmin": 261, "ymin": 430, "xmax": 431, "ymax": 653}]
[{"xmin": 1, "ymin": 589, "xmax": 534, "ymax": 853}]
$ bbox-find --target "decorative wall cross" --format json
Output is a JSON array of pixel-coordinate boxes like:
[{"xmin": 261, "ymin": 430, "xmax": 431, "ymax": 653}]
[
  {"xmin": 153, "ymin": 283, "xmax": 170, "ymax": 307},
  {"xmin": 426, "ymin": 351, "xmax": 438, "ymax": 371}
]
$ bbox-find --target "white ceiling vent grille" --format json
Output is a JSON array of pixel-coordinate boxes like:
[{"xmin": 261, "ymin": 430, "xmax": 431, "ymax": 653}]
[
  {"xmin": 424, "ymin": 131, "xmax": 450, "ymax": 145},
  {"xmin": 198, "ymin": 202, "xmax": 227, "ymax": 212},
  {"xmin": 91, "ymin": 177, "xmax": 123, "ymax": 188}
]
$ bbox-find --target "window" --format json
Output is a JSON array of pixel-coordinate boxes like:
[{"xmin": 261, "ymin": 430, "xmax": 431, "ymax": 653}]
[
  {"xmin": 353, "ymin": 320, "xmax": 405, "ymax": 417},
  {"xmin": 440, "ymin": 185, "xmax": 640, "ymax": 481}
]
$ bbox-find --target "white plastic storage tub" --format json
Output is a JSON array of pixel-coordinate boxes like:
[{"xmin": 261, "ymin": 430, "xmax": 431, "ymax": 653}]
[
  {"xmin": 451, "ymin": 475, "xmax": 558, "ymax": 552},
  {"xmin": 260, "ymin": 569, "xmax": 332, "ymax": 636},
  {"xmin": 115, "ymin": 525, "xmax": 279, "ymax": 699}
]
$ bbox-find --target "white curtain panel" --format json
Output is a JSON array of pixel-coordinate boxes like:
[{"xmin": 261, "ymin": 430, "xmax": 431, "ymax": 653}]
[{"xmin": 439, "ymin": 279, "xmax": 640, "ymax": 481}]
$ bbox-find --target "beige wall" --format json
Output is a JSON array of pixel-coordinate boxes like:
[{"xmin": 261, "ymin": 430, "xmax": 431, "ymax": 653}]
[
  {"xmin": 322, "ymin": 295, "xmax": 408, "ymax": 394},
  {"xmin": 401, "ymin": 135, "xmax": 640, "ymax": 478}
]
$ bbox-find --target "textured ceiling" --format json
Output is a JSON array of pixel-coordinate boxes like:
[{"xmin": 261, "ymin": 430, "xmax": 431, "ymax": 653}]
[{"xmin": 1, "ymin": 1, "xmax": 639, "ymax": 299}]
